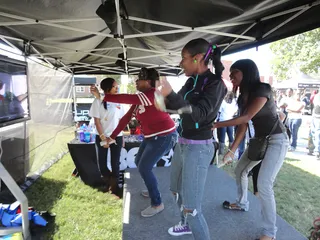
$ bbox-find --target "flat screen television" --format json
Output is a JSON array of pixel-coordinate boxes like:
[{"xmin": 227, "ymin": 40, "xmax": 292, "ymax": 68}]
[{"xmin": 0, "ymin": 55, "xmax": 30, "ymax": 127}]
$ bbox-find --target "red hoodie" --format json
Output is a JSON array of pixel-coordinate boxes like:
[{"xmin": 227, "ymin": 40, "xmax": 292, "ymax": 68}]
[{"xmin": 104, "ymin": 88, "xmax": 175, "ymax": 139}]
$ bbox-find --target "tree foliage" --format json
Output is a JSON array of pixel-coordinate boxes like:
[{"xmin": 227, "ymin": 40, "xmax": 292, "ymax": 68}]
[{"xmin": 270, "ymin": 28, "xmax": 320, "ymax": 80}]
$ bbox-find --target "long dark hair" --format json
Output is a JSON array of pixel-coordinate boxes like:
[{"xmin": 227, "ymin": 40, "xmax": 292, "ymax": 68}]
[
  {"xmin": 100, "ymin": 77, "xmax": 116, "ymax": 110},
  {"xmin": 230, "ymin": 59, "xmax": 261, "ymax": 110},
  {"xmin": 138, "ymin": 67, "xmax": 159, "ymax": 87},
  {"xmin": 183, "ymin": 38, "xmax": 224, "ymax": 77}
]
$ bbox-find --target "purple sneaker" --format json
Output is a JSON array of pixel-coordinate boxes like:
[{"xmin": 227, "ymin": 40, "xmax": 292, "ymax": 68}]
[{"xmin": 168, "ymin": 222, "xmax": 192, "ymax": 236}]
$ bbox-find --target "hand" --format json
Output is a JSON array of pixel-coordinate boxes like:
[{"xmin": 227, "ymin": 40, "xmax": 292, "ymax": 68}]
[
  {"xmin": 212, "ymin": 122, "xmax": 219, "ymax": 130},
  {"xmin": 90, "ymin": 85, "xmax": 100, "ymax": 99},
  {"xmin": 154, "ymin": 90, "xmax": 166, "ymax": 112},
  {"xmin": 222, "ymin": 151, "xmax": 234, "ymax": 165},
  {"xmin": 158, "ymin": 77, "xmax": 173, "ymax": 97},
  {"xmin": 100, "ymin": 134, "xmax": 106, "ymax": 141}
]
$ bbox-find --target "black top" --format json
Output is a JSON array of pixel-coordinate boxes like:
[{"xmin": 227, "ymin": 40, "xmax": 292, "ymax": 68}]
[
  {"xmin": 246, "ymin": 83, "xmax": 284, "ymax": 137},
  {"xmin": 166, "ymin": 69, "xmax": 227, "ymax": 140}
]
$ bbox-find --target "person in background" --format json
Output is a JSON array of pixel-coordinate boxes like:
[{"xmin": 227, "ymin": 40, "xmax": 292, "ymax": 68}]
[
  {"xmin": 217, "ymin": 91, "xmax": 238, "ymax": 155},
  {"xmin": 158, "ymin": 38, "xmax": 226, "ymax": 240},
  {"xmin": 309, "ymin": 92, "xmax": 320, "ymax": 160},
  {"xmin": 286, "ymin": 91, "xmax": 305, "ymax": 151},
  {"xmin": 310, "ymin": 90, "xmax": 318, "ymax": 114},
  {"xmin": 214, "ymin": 59, "xmax": 288, "ymax": 240},
  {"xmin": 104, "ymin": 67, "xmax": 178, "ymax": 218},
  {"xmin": 89, "ymin": 78, "xmax": 125, "ymax": 196}
]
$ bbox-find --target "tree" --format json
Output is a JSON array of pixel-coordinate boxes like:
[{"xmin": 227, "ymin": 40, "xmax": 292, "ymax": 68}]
[{"xmin": 270, "ymin": 28, "xmax": 320, "ymax": 80}]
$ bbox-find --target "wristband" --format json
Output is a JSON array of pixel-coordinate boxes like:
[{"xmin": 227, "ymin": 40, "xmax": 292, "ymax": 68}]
[{"xmin": 227, "ymin": 149, "xmax": 235, "ymax": 156}]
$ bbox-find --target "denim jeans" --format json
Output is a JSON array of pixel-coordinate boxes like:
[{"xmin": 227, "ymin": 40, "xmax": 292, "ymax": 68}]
[
  {"xmin": 235, "ymin": 133, "xmax": 288, "ymax": 238},
  {"xmin": 311, "ymin": 117, "xmax": 320, "ymax": 153},
  {"xmin": 135, "ymin": 131, "xmax": 178, "ymax": 207},
  {"xmin": 170, "ymin": 142, "xmax": 214, "ymax": 240},
  {"xmin": 288, "ymin": 118, "xmax": 302, "ymax": 148},
  {"xmin": 217, "ymin": 126, "xmax": 234, "ymax": 144}
]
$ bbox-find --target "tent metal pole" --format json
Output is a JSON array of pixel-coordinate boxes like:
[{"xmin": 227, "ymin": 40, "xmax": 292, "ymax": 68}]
[
  {"xmin": 262, "ymin": 6, "xmax": 311, "ymax": 38},
  {"xmin": 125, "ymin": 29, "xmax": 191, "ymax": 39},
  {"xmin": 0, "ymin": 18, "xmax": 101, "ymax": 27},
  {"xmin": 128, "ymin": 16, "xmax": 188, "ymax": 29},
  {"xmin": 195, "ymin": 28, "xmax": 255, "ymax": 41},
  {"xmin": 127, "ymin": 46, "xmax": 180, "ymax": 55},
  {"xmin": 75, "ymin": 66, "xmax": 123, "ymax": 74},
  {"xmin": 31, "ymin": 47, "xmax": 123, "ymax": 57},
  {"xmin": 0, "ymin": 12, "xmax": 114, "ymax": 38},
  {"xmin": 222, "ymin": 22, "xmax": 257, "ymax": 53},
  {"xmin": 128, "ymin": 53, "xmax": 177, "ymax": 61},
  {"xmin": 158, "ymin": 71, "xmax": 177, "ymax": 76},
  {"xmin": 129, "ymin": 61, "xmax": 160, "ymax": 66},
  {"xmin": 115, "ymin": 0, "xmax": 128, "ymax": 74},
  {"xmin": 30, "ymin": 44, "xmax": 56, "ymax": 69},
  {"xmin": 218, "ymin": 40, "xmax": 252, "ymax": 47},
  {"xmin": 0, "ymin": 34, "xmax": 24, "ymax": 42},
  {"xmin": 32, "ymin": 42, "xmax": 122, "ymax": 61},
  {"xmin": 0, "ymin": 37, "xmax": 21, "ymax": 52},
  {"xmin": 199, "ymin": 21, "xmax": 255, "ymax": 30}
]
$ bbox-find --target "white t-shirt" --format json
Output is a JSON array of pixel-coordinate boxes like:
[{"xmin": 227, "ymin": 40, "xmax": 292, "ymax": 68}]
[
  {"xmin": 219, "ymin": 99, "xmax": 238, "ymax": 121},
  {"xmin": 89, "ymin": 98, "xmax": 126, "ymax": 137}
]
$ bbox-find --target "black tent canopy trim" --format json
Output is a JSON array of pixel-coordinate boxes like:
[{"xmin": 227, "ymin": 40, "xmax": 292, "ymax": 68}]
[{"xmin": 0, "ymin": 0, "xmax": 319, "ymax": 75}]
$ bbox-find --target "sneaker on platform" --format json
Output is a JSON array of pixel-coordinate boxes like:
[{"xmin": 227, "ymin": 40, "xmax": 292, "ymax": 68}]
[
  {"xmin": 141, "ymin": 190, "xmax": 149, "ymax": 198},
  {"xmin": 141, "ymin": 203, "xmax": 164, "ymax": 217},
  {"xmin": 168, "ymin": 221, "xmax": 192, "ymax": 236}
]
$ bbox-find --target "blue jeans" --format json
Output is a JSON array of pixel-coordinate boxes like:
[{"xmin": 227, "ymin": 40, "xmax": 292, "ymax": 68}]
[
  {"xmin": 217, "ymin": 126, "xmax": 234, "ymax": 144},
  {"xmin": 311, "ymin": 117, "xmax": 320, "ymax": 153},
  {"xmin": 288, "ymin": 118, "xmax": 302, "ymax": 148},
  {"xmin": 135, "ymin": 131, "xmax": 178, "ymax": 207},
  {"xmin": 234, "ymin": 133, "xmax": 288, "ymax": 238},
  {"xmin": 170, "ymin": 142, "xmax": 214, "ymax": 240}
]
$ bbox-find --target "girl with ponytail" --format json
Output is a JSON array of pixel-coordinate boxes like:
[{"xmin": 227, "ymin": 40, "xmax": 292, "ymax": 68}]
[{"xmin": 158, "ymin": 38, "xmax": 227, "ymax": 240}]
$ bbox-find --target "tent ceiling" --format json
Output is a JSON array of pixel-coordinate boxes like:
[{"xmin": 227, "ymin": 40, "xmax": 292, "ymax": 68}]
[{"xmin": 0, "ymin": 0, "xmax": 319, "ymax": 75}]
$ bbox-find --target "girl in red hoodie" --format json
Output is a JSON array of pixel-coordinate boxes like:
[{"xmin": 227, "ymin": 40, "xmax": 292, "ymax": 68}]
[{"xmin": 104, "ymin": 68, "xmax": 178, "ymax": 217}]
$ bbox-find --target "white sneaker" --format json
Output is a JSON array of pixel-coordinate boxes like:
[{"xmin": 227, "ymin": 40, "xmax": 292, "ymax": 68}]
[{"xmin": 168, "ymin": 221, "xmax": 192, "ymax": 236}]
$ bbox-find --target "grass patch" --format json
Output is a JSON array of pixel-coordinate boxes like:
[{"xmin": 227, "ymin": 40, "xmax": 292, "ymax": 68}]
[
  {"xmin": 222, "ymin": 158, "xmax": 320, "ymax": 237},
  {"xmin": 25, "ymin": 154, "xmax": 122, "ymax": 240}
]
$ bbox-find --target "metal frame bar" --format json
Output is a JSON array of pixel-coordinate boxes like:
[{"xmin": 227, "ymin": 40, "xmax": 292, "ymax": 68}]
[
  {"xmin": 262, "ymin": 5, "xmax": 312, "ymax": 38},
  {"xmin": 128, "ymin": 52, "xmax": 177, "ymax": 61},
  {"xmin": 222, "ymin": 22, "xmax": 257, "ymax": 53},
  {"xmin": 30, "ymin": 47, "xmax": 123, "ymax": 57},
  {"xmin": 0, "ymin": 136, "xmax": 30, "ymax": 240}
]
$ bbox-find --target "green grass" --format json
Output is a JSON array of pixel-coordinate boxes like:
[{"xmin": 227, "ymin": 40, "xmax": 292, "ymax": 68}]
[
  {"xmin": 27, "ymin": 123, "xmax": 74, "ymax": 174},
  {"xmin": 25, "ymin": 154, "xmax": 122, "ymax": 240},
  {"xmin": 222, "ymin": 158, "xmax": 320, "ymax": 237}
]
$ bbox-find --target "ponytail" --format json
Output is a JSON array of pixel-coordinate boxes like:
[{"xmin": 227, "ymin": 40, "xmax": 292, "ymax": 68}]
[{"xmin": 203, "ymin": 44, "xmax": 224, "ymax": 78}]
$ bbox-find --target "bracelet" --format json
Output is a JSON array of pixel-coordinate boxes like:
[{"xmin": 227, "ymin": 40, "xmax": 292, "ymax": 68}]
[
  {"xmin": 99, "ymin": 133, "xmax": 105, "ymax": 138},
  {"xmin": 227, "ymin": 149, "xmax": 235, "ymax": 156}
]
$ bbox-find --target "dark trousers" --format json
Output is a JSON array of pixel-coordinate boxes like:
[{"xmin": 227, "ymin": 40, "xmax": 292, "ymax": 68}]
[
  {"xmin": 217, "ymin": 126, "xmax": 234, "ymax": 144},
  {"xmin": 95, "ymin": 135, "xmax": 123, "ymax": 183}
]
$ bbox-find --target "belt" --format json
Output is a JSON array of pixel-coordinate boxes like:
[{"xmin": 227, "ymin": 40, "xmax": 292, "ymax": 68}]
[{"xmin": 178, "ymin": 137, "xmax": 212, "ymax": 145}]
